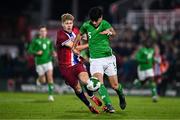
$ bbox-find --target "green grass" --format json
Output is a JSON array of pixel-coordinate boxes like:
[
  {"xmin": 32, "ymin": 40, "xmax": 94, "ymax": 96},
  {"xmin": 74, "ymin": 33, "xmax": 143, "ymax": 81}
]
[{"xmin": 0, "ymin": 92, "xmax": 180, "ymax": 119}]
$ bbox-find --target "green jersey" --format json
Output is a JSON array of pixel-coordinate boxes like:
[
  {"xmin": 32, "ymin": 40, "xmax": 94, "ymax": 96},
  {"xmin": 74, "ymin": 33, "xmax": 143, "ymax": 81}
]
[
  {"xmin": 28, "ymin": 37, "xmax": 54, "ymax": 65},
  {"xmin": 135, "ymin": 47, "xmax": 154, "ymax": 70},
  {"xmin": 80, "ymin": 20, "xmax": 112, "ymax": 58}
]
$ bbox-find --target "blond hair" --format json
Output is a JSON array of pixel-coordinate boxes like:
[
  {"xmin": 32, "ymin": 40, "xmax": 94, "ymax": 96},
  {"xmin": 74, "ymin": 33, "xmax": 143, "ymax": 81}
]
[{"xmin": 61, "ymin": 13, "xmax": 74, "ymax": 23}]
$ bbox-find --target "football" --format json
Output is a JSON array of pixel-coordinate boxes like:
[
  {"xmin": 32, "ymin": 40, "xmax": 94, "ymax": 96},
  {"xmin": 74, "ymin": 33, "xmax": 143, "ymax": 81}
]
[{"xmin": 87, "ymin": 77, "xmax": 101, "ymax": 92}]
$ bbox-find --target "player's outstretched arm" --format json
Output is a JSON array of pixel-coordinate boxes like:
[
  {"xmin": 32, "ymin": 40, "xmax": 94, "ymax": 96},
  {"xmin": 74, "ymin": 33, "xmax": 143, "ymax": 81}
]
[
  {"xmin": 63, "ymin": 33, "xmax": 88, "ymax": 55},
  {"xmin": 100, "ymin": 27, "xmax": 116, "ymax": 37},
  {"xmin": 60, "ymin": 38, "xmax": 79, "ymax": 55},
  {"xmin": 72, "ymin": 33, "xmax": 81, "ymax": 49},
  {"xmin": 76, "ymin": 43, "xmax": 88, "ymax": 51},
  {"xmin": 72, "ymin": 33, "xmax": 83, "ymax": 55}
]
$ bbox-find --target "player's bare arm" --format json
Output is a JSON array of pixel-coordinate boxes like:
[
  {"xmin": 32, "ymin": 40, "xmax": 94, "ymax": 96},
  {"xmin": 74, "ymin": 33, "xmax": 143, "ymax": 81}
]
[
  {"xmin": 72, "ymin": 33, "xmax": 84, "ymax": 55},
  {"xmin": 36, "ymin": 50, "xmax": 43, "ymax": 55},
  {"xmin": 76, "ymin": 33, "xmax": 89, "ymax": 50},
  {"xmin": 65, "ymin": 36, "xmax": 88, "ymax": 50},
  {"xmin": 100, "ymin": 27, "xmax": 116, "ymax": 37},
  {"xmin": 76, "ymin": 44, "xmax": 88, "ymax": 51},
  {"xmin": 72, "ymin": 33, "xmax": 81, "ymax": 49},
  {"xmin": 52, "ymin": 51, "xmax": 57, "ymax": 57},
  {"xmin": 64, "ymin": 34, "xmax": 88, "ymax": 55}
]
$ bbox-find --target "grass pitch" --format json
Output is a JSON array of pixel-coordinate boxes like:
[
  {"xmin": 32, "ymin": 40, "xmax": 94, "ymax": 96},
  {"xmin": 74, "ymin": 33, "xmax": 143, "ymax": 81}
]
[{"xmin": 0, "ymin": 92, "xmax": 180, "ymax": 119}]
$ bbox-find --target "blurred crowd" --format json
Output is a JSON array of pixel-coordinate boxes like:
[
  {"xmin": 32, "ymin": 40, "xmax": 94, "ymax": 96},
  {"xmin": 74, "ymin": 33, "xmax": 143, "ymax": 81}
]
[
  {"xmin": 0, "ymin": 0, "xmax": 180, "ymax": 95},
  {"xmin": 0, "ymin": 23, "xmax": 180, "ymax": 96},
  {"xmin": 111, "ymin": 25, "xmax": 180, "ymax": 96}
]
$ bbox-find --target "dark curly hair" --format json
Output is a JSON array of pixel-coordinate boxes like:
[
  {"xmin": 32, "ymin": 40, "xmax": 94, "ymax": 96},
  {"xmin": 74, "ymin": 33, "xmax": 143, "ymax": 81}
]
[{"xmin": 89, "ymin": 7, "xmax": 103, "ymax": 21}]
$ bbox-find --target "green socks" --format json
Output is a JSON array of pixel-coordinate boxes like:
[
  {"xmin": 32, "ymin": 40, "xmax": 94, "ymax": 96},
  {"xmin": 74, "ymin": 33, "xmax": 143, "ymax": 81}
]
[
  {"xmin": 134, "ymin": 78, "xmax": 157, "ymax": 97},
  {"xmin": 48, "ymin": 83, "xmax": 54, "ymax": 95},
  {"xmin": 98, "ymin": 84, "xmax": 111, "ymax": 105},
  {"xmin": 115, "ymin": 84, "xmax": 124, "ymax": 96},
  {"xmin": 134, "ymin": 79, "xmax": 142, "ymax": 88},
  {"xmin": 149, "ymin": 80, "xmax": 157, "ymax": 96}
]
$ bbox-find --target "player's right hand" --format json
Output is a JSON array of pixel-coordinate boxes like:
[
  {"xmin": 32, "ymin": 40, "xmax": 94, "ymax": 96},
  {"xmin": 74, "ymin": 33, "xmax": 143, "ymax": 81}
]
[
  {"xmin": 36, "ymin": 50, "xmax": 43, "ymax": 55},
  {"xmin": 52, "ymin": 51, "xmax": 57, "ymax": 57}
]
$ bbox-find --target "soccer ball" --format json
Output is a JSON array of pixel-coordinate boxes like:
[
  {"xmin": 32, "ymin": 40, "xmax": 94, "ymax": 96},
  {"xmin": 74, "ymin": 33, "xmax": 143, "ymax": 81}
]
[{"xmin": 87, "ymin": 77, "xmax": 101, "ymax": 92}]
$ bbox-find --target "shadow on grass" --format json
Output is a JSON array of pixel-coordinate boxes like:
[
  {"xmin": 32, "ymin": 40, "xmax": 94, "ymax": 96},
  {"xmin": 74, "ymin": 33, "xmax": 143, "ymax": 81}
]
[
  {"xmin": 66, "ymin": 110, "xmax": 88, "ymax": 114},
  {"xmin": 57, "ymin": 109, "xmax": 128, "ymax": 119}
]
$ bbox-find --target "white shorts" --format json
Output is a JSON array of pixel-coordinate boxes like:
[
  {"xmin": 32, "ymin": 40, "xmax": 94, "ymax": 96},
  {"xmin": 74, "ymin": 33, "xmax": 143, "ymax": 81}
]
[
  {"xmin": 36, "ymin": 61, "xmax": 53, "ymax": 76},
  {"xmin": 90, "ymin": 55, "xmax": 117, "ymax": 76},
  {"xmin": 137, "ymin": 66, "xmax": 154, "ymax": 81}
]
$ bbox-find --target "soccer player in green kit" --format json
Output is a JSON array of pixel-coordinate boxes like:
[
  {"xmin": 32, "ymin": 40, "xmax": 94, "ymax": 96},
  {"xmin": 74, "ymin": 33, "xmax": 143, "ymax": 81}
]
[
  {"xmin": 73, "ymin": 7, "xmax": 126, "ymax": 113},
  {"xmin": 134, "ymin": 41, "xmax": 158, "ymax": 102},
  {"xmin": 28, "ymin": 26, "xmax": 56, "ymax": 101}
]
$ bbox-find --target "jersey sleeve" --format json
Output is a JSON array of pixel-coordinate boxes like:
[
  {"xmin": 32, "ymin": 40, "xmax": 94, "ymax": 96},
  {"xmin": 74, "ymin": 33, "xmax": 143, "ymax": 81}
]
[
  {"xmin": 56, "ymin": 30, "xmax": 69, "ymax": 48},
  {"xmin": 80, "ymin": 22, "xmax": 87, "ymax": 34},
  {"xmin": 27, "ymin": 39, "xmax": 38, "ymax": 55},
  {"xmin": 135, "ymin": 49, "xmax": 147, "ymax": 64},
  {"xmin": 73, "ymin": 27, "xmax": 80, "ymax": 35},
  {"xmin": 50, "ymin": 40, "xmax": 55, "ymax": 52}
]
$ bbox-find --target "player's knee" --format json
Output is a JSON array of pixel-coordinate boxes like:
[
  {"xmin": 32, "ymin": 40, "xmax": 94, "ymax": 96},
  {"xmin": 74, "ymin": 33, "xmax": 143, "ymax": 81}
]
[
  {"xmin": 73, "ymin": 85, "xmax": 82, "ymax": 93},
  {"xmin": 39, "ymin": 76, "xmax": 46, "ymax": 83},
  {"xmin": 111, "ymin": 83, "xmax": 118, "ymax": 90},
  {"xmin": 74, "ymin": 88, "xmax": 82, "ymax": 93},
  {"xmin": 41, "ymin": 79, "xmax": 46, "ymax": 83}
]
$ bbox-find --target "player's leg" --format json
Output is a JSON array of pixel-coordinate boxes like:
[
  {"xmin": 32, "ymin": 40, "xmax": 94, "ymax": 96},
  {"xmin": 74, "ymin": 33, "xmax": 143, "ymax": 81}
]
[
  {"xmin": 84, "ymin": 86, "xmax": 102, "ymax": 106},
  {"xmin": 36, "ymin": 75, "xmax": 46, "ymax": 93},
  {"xmin": 105, "ymin": 55, "xmax": 126, "ymax": 110},
  {"xmin": 61, "ymin": 66, "xmax": 99, "ymax": 114},
  {"xmin": 133, "ymin": 78, "xmax": 147, "ymax": 88},
  {"xmin": 36, "ymin": 65, "xmax": 46, "ymax": 85},
  {"xmin": 77, "ymin": 64, "xmax": 102, "ymax": 106},
  {"xmin": 146, "ymin": 69, "xmax": 158, "ymax": 102},
  {"xmin": 90, "ymin": 58, "xmax": 114, "ymax": 113},
  {"xmin": 78, "ymin": 72, "xmax": 102, "ymax": 106},
  {"xmin": 46, "ymin": 69, "xmax": 54, "ymax": 101},
  {"xmin": 94, "ymin": 73, "xmax": 115, "ymax": 113},
  {"xmin": 45, "ymin": 62, "xmax": 54, "ymax": 101},
  {"xmin": 73, "ymin": 81, "xmax": 99, "ymax": 114},
  {"xmin": 37, "ymin": 75, "xmax": 46, "ymax": 84},
  {"xmin": 108, "ymin": 75, "xmax": 126, "ymax": 110},
  {"xmin": 149, "ymin": 78, "xmax": 158, "ymax": 102},
  {"xmin": 133, "ymin": 66, "xmax": 146, "ymax": 88}
]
